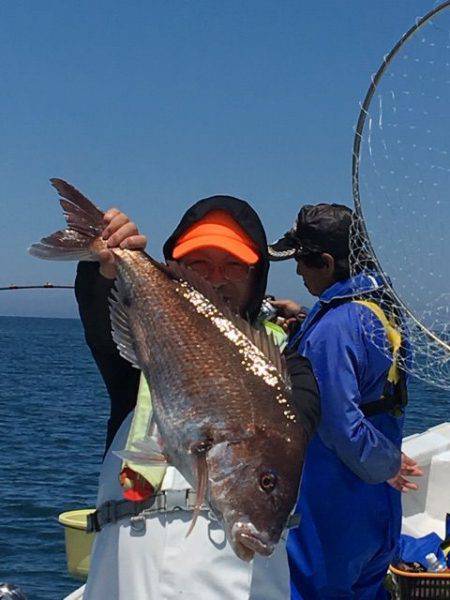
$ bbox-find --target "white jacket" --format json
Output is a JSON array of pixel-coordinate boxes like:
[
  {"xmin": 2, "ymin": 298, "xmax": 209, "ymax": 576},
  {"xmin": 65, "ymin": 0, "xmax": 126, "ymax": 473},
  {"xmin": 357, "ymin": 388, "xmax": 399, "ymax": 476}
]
[{"xmin": 65, "ymin": 411, "xmax": 290, "ymax": 600}]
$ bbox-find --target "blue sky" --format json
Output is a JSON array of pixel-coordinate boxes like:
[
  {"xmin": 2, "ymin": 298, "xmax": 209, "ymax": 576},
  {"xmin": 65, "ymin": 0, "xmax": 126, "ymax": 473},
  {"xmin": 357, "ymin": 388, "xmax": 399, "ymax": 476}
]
[{"xmin": 0, "ymin": 0, "xmax": 447, "ymax": 318}]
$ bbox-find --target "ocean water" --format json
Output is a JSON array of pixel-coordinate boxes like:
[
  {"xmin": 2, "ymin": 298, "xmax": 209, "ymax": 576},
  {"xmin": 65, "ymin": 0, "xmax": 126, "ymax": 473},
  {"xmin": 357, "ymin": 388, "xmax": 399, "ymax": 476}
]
[{"xmin": 0, "ymin": 316, "xmax": 449, "ymax": 599}]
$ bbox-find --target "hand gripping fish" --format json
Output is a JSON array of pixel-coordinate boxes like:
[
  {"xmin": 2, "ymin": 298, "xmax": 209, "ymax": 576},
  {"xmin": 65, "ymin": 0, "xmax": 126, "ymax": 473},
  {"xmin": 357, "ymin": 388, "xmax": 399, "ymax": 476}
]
[{"xmin": 30, "ymin": 179, "xmax": 308, "ymax": 561}]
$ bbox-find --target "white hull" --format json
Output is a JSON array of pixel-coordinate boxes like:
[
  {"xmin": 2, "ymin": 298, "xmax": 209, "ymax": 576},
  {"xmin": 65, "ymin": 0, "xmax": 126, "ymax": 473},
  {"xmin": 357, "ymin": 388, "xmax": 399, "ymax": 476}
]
[{"xmin": 401, "ymin": 422, "xmax": 450, "ymax": 539}]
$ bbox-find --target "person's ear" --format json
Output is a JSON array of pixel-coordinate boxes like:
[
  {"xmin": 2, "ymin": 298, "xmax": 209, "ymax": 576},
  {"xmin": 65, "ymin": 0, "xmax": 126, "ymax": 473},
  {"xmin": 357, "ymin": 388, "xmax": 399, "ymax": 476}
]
[{"xmin": 321, "ymin": 253, "xmax": 335, "ymax": 274}]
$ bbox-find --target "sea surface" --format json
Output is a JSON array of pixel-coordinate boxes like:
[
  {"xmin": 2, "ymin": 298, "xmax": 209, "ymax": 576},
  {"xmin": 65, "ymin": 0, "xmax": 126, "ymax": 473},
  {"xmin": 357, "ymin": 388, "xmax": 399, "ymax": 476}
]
[{"xmin": 0, "ymin": 316, "xmax": 449, "ymax": 599}]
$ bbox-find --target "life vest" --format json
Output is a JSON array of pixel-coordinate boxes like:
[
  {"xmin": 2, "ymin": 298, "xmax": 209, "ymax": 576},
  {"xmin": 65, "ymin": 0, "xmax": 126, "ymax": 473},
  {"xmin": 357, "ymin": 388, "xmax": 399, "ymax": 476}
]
[
  {"xmin": 119, "ymin": 320, "xmax": 287, "ymax": 501},
  {"xmin": 353, "ymin": 300, "xmax": 408, "ymax": 418},
  {"xmin": 288, "ymin": 297, "xmax": 408, "ymax": 420}
]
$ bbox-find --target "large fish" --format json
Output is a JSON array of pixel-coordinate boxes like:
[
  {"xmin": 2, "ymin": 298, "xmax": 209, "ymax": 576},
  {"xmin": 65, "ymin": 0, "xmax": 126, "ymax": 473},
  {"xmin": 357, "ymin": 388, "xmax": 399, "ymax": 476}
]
[{"xmin": 30, "ymin": 179, "xmax": 308, "ymax": 561}]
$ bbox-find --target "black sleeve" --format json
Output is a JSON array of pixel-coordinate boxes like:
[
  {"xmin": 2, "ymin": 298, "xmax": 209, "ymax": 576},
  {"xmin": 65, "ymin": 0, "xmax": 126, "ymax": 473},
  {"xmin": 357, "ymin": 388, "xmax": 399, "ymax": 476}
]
[
  {"xmin": 284, "ymin": 348, "xmax": 321, "ymax": 440},
  {"xmin": 75, "ymin": 261, "xmax": 140, "ymax": 454}
]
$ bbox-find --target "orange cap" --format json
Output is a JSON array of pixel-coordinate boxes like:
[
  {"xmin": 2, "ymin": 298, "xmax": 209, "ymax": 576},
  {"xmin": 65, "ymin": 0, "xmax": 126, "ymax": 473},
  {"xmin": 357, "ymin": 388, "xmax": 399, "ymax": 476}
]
[{"xmin": 172, "ymin": 210, "xmax": 259, "ymax": 264}]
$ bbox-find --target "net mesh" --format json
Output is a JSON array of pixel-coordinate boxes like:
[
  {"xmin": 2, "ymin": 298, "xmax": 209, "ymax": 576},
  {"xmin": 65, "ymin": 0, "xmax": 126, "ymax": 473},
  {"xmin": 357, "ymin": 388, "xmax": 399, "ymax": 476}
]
[{"xmin": 350, "ymin": 3, "xmax": 450, "ymax": 390}]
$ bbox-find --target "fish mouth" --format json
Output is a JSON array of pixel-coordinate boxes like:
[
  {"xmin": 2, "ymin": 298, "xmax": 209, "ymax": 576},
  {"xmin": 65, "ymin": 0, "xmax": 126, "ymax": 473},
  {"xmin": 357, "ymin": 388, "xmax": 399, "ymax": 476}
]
[
  {"xmin": 232, "ymin": 522, "xmax": 274, "ymax": 561},
  {"xmin": 237, "ymin": 531, "xmax": 274, "ymax": 557},
  {"xmin": 234, "ymin": 539, "xmax": 256, "ymax": 562}
]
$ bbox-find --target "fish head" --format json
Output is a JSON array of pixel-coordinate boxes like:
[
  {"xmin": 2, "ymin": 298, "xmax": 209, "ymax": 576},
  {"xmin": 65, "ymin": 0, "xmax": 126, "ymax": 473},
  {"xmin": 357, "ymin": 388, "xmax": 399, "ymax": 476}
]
[{"xmin": 207, "ymin": 427, "xmax": 303, "ymax": 561}]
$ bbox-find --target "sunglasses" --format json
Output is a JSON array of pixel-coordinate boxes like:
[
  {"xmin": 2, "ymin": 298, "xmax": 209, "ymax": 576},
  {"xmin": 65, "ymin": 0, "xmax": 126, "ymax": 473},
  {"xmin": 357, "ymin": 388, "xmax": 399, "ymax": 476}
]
[{"xmin": 185, "ymin": 260, "xmax": 254, "ymax": 282}]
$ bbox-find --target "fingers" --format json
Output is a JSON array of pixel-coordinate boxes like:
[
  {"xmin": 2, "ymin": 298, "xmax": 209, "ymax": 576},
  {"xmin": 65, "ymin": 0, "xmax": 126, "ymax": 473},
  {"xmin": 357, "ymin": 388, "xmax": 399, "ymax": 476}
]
[
  {"xmin": 402, "ymin": 453, "xmax": 417, "ymax": 466},
  {"xmin": 278, "ymin": 318, "xmax": 292, "ymax": 333},
  {"xmin": 97, "ymin": 207, "xmax": 146, "ymax": 278},
  {"xmin": 401, "ymin": 480, "xmax": 419, "ymax": 491},
  {"xmin": 100, "ymin": 208, "xmax": 147, "ymax": 253},
  {"xmin": 388, "ymin": 476, "xmax": 405, "ymax": 492},
  {"xmin": 271, "ymin": 299, "xmax": 301, "ymax": 309},
  {"xmin": 387, "ymin": 477, "xmax": 402, "ymax": 491},
  {"xmin": 270, "ymin": 299, "xmax": 302, "ymax": 319},
  {"xmin": 103, "ymin": 208, "xmax": 121, "ymax": 224},
  {"xmin": 106, "ymin": 222, "xmax": 140, "ymax": 248},
  {"xmin": 387, "ymin": 477, "xmax": 400, "ymax": 491},
  {"xmin": 103, "ymin": 213, "xmax": 135, "ymax": 241},
  {"xmin": 388, "ymin": 474, "xmax": 420, "ymax": 493},
  {"xmin": 120, "ymin": 234, "xmax": 147, "ymax": 250},
  {"xmin": 400, "ymin": 466, "xmax": 423, "ymax": 477},
  {"xmin": 401, "ymin": 454, "xmax": 424, "ymax": 477},
  {"xmin": 397, "ymin": 477, "xmax": 419, "ymax": 493}
]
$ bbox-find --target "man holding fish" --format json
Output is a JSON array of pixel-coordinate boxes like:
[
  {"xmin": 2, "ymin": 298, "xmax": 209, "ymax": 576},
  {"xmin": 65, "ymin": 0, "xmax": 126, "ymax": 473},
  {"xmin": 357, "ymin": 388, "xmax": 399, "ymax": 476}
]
[{"xmin": 31, "ymin": 180, "xmax": 320, "ymax": 599}]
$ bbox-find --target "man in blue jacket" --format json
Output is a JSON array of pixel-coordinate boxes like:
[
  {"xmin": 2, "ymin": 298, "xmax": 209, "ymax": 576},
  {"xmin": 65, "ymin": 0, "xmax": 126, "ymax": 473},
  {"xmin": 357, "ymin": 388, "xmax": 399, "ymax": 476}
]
[{"xmin": 269, "ymin": 204, "xmax": 422, "ymax": 600}]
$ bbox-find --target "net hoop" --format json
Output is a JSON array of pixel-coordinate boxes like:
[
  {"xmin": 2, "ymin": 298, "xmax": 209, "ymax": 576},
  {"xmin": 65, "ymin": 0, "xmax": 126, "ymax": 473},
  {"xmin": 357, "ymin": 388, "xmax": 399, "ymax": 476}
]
[{"xmin": 351, "ymin": 1, "xmax": 450, "ymax": 372}]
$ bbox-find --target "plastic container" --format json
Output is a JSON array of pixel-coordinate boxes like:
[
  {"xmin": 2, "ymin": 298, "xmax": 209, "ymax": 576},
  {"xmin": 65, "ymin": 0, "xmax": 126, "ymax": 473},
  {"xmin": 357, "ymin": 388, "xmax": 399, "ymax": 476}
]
[
  {"xmin": 390, "ymin": 564, "xmax": 450, "ymax": 599},
  {"xmin": 426, "ymin": 552, "xmax": 447, "ymax": 573},
  {"xmin": 58, "ymin": 509, "xmax": 95, "ymax": 581}
]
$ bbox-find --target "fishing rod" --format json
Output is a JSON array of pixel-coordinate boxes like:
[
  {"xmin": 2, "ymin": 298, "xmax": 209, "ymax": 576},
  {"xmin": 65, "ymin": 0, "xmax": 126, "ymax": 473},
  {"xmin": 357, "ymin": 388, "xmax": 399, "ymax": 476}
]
[{"xmin": 0, "ymin": 284, "xmax": 74, "ymax": 291}]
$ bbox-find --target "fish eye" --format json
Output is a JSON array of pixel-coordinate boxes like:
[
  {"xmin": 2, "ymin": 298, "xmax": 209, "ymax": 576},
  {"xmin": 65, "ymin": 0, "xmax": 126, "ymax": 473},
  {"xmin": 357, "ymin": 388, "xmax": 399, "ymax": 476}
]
[{"xmin": 259, "ymin": 471, "xmax": 277, "ymax": 493}]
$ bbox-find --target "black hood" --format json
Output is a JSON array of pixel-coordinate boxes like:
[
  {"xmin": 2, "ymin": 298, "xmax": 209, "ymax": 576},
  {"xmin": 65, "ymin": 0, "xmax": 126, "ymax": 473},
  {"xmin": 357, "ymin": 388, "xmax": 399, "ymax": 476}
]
[{"xmin": 163, "ymin": 195, "xmax": 269, "ymax": 323}]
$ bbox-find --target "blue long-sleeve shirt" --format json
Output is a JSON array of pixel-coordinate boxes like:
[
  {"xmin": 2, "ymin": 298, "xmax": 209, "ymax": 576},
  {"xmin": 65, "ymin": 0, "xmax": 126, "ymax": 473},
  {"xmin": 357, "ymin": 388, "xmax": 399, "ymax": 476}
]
[
  {"xmin": 289, "ymin": 273, "xmax": 402, "ymax": 482},
  {"xmin": 287, "ymin": 273, "xmax": 405, "ymax": 599}
]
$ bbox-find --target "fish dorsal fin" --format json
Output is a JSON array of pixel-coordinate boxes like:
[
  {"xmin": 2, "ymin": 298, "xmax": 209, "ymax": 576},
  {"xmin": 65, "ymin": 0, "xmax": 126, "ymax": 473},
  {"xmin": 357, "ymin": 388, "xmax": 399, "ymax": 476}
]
[
  {"xmin": 165, "ymin": 261, "xmax": 287, "ymax": 378},
  {"xmin": 109, "ymin": 279, "xmax": 140, "ymax": 369}
]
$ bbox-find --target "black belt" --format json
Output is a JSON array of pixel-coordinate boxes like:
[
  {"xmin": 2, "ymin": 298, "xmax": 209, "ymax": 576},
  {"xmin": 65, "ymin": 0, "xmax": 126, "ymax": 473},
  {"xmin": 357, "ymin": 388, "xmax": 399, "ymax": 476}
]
[
  {"xmin": 86, "ymin": 490, "xmax": 301, "ymax": 534},
  {"xmin": 361, "ymin": 372, "xmax": 408, "ymax": 418},
  {"xmin": 86, "ymin": 489, "xmax": 201, "ymax": 533}
]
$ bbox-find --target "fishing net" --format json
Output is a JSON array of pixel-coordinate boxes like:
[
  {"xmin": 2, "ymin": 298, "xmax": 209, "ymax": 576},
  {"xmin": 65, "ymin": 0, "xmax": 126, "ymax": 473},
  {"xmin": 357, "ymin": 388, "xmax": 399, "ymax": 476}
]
[{"xmin": 350, "ymin": 2, "xmax": 450, "ymax": 390}]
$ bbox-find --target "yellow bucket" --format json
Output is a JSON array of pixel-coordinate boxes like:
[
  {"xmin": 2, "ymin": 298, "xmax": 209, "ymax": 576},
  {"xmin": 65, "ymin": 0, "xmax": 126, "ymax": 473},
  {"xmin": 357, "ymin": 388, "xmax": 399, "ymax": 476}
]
[{"xmin": 58, "ymin": 509, "xmax": 96, "ymax": 581}]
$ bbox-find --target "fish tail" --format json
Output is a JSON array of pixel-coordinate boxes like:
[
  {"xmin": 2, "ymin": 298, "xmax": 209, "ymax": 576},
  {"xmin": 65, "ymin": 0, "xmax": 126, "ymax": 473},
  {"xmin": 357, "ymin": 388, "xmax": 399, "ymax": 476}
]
[{"xmin": 29, "ymin": 178, "xmax": 106, "ymax": 261}]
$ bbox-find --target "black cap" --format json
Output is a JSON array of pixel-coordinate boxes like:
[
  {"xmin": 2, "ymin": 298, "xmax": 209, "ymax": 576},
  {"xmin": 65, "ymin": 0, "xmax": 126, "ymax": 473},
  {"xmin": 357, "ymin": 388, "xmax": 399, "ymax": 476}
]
[{"xmin": 268, "ymin": 203, "xmax": 353, "ymax": 261}]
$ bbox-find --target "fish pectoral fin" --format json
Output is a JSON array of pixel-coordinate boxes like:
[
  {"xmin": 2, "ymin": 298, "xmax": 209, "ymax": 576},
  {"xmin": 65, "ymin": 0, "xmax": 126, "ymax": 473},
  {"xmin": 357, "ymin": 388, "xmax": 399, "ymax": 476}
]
[
  {"xmin": 134, "ymin": 436, "xmax": 166, "ymax": 457},
  {"xmin": 113, "ymin": 448, "xmax": 168, "ymax": 466},
  {"xmin": 117, "ymin": 425, "xmax": 168, "ymax": 465},
  {"xmin": 109, "ymin": 280, "xmax": 140, "ymax": 369},
  {"xmin": 185, "ymin": 441, "xmax": 211, "ymax": 538}
]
